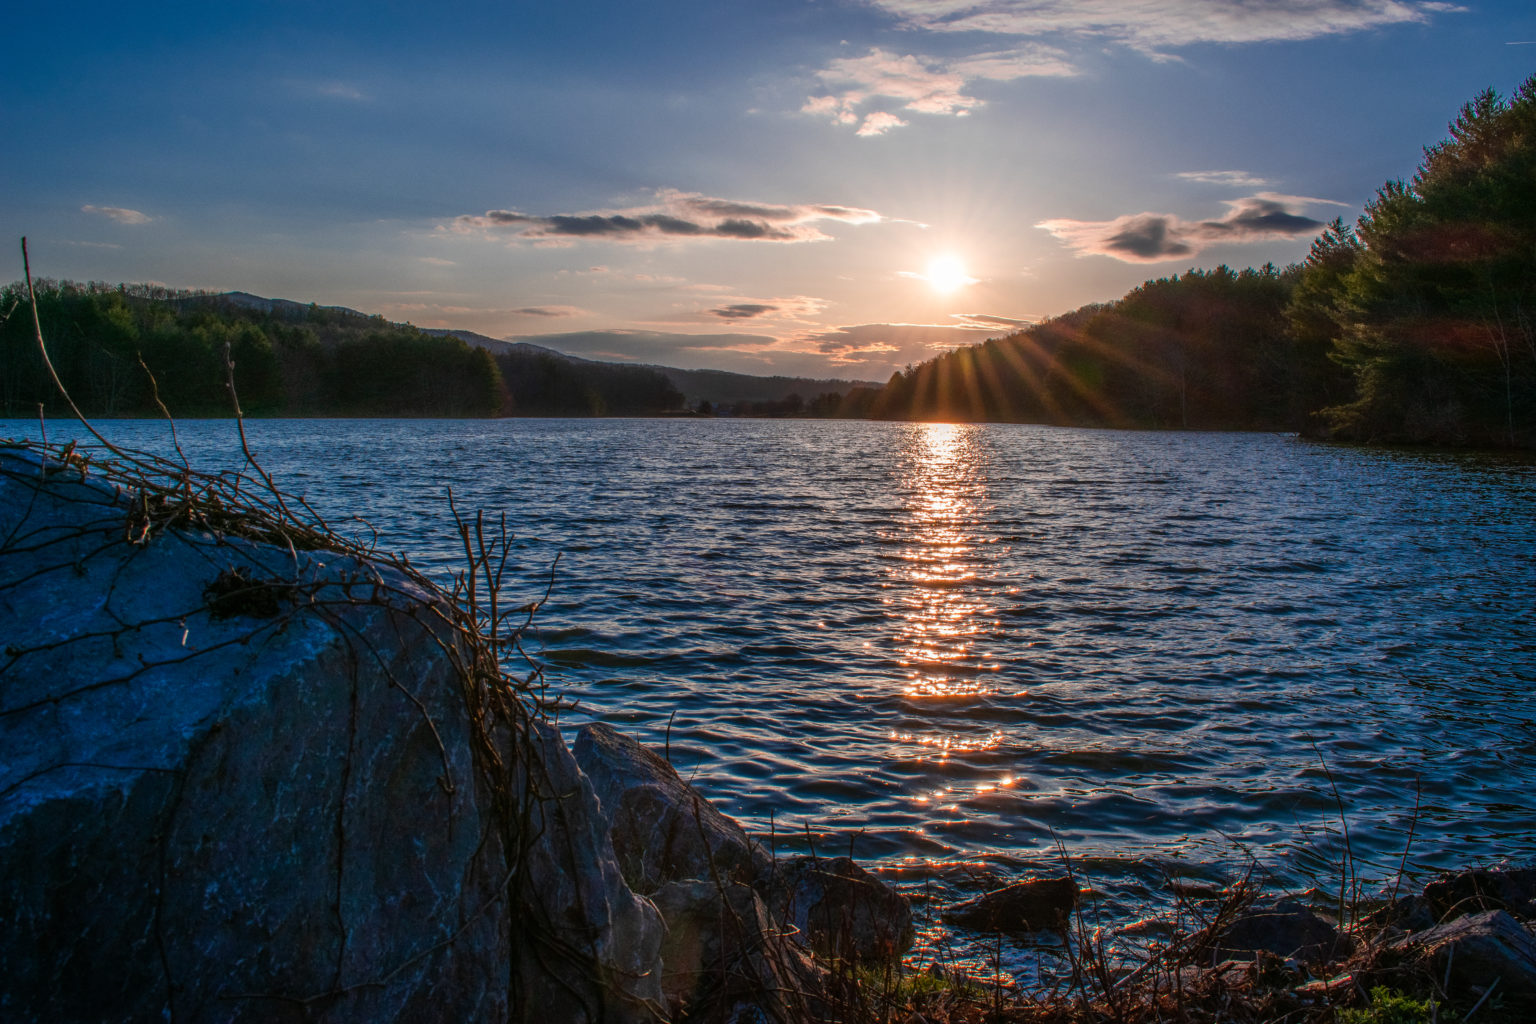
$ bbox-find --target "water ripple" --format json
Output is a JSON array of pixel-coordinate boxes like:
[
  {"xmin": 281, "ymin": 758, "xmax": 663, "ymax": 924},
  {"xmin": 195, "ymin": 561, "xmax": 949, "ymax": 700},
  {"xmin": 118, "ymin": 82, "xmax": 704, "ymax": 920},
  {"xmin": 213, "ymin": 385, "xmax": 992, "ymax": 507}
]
[{"xmin": 11, "ymin": 416, "xmax": 1536, "ymax": 925}]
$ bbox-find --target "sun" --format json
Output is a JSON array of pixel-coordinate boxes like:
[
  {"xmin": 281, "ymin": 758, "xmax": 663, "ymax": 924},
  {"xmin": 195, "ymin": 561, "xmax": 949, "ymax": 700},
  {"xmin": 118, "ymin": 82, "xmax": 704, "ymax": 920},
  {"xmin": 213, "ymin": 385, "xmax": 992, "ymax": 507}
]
[{"xmin": 923, "ymin": 254, "xmax": 977, "ymax": 294}]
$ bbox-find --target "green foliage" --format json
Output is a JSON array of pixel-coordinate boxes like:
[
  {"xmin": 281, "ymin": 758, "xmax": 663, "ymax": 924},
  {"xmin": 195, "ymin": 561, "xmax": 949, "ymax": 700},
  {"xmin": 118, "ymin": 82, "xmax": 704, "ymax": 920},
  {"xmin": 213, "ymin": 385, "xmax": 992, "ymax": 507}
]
[
  {"xmin": 493, "ymin": 349, "xmax": 684, "ymax": 416},
  {"xmin": 1338, "ymin": 987, "xmax": 1456, "ymax": 1024},
  {"xmin": 0, "ymin": 283, "xmax": 503, "ymax": 418},
  {"xmin": 1316, "ymin": 74, "xmax": 1536, "ymax": 447}
]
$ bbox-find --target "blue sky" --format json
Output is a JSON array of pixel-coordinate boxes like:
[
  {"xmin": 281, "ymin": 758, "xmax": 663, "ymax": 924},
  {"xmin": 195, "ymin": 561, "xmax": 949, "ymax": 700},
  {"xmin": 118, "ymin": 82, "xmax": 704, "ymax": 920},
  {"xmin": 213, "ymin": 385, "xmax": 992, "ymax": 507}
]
[{"xmin": 4, "ymin": 1, "xmax": 1533, "ymax": 380}]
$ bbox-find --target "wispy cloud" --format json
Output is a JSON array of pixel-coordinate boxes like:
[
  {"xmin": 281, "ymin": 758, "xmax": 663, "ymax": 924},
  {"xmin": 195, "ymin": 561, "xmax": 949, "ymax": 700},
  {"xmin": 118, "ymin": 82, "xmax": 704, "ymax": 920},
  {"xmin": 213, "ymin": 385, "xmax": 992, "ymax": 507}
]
[
  {"xmin": 449, "ymin": 190, "xmax": 885, "ymax": 244},
  {"xmin": 284, "ymin": 78, "xmax": 371, "ymax": 101},
  {"xmin": 1176, "ymin": 169, "xmax": 1273, "ymax": 188},
  {"xmin": 1037, "ymin": 192, "xmax": 1344, "ymax": 262},
  {"xmin": 801, "ymin": 322, "xmax": 990, "ymax": 364},
  {"xmin": 418, "ymin": 256, "xmax": 456, "ymax": 266},
  {"xmin": 706, "ymin": 295, "xmax": 828, "ymax": 322},
  {"xmin": 514, "ymin": 329, "xmax": 779, "ymax": 363},
  {"xmin": 804, "ymin": 45, "xmax": 1074, "ymax": 135},
  {"xmin": 317, "ymin": 81, "xmax": 368, "ymax": 100},
  {"xmin": 81, "ymin": 204, "xmax": 151, "ymax": 225},
  {"xmin": 512, "ymin": 305, "xmax": 584, "ymax": 318},
  {"xmin": 868, "ymin": 1, "xmax": 1462, "ymax": 53},
  {"xmin": 950, "ymin": 312, "xmax": 1035, "ymax": 330}
]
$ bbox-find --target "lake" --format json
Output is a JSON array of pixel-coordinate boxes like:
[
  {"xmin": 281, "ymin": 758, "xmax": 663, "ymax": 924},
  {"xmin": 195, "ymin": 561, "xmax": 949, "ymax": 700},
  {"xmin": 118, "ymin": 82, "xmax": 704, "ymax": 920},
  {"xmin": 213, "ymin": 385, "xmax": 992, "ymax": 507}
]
[{"xmin": 7, "ymin": 416, "xmax": 1535, "ymax": 961}]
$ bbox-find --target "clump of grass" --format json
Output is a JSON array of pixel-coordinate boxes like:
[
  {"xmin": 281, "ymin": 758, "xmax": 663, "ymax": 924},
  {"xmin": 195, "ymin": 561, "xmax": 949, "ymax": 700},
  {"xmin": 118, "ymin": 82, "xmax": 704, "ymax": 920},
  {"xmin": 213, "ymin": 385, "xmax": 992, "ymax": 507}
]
[{"xmin": 1338, "ymin": 987, "xmax": 1457, "ymax": 1024}]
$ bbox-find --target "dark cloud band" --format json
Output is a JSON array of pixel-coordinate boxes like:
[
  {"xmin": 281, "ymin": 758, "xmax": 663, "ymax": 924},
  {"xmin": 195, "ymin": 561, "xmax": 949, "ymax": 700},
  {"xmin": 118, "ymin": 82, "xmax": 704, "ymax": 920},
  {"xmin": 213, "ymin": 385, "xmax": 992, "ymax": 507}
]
[
  {"xmin": 451, "ymin": 191, "xmax": 883, "ymax": 245},
  {"xmin": 1037, "ymin": 193, "xmax": 1335, "ymax": 263},
  {"xmin": 712, "ymin": 303, "xmax": 779, "ymax": 320}
]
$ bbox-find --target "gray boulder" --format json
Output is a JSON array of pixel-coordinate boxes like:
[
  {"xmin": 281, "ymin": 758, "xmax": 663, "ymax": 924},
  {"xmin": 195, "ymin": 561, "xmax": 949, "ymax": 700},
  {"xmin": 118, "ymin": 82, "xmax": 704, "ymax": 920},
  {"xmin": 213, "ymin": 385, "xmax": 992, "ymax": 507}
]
[
  {"xmin": 651, "ymin": 879, "xmax": 825, "ymax": 1024},
  {"xmin": 572, "ymin": 722, "xmax": 917, "ymax": 1017},
  {"xmin": 0, "ymin": 445, "xmax": 663, "ymax": 1022},
  {"xmin": 764, "ymin": 855, "xmax": 914, "ymax": 963},
  {"xmin": 1391, "ymin": 909, "xmax": 1536, "ymax": 1001},
  {"xmin": 573, "ymin": 722, "xmax": 773, "ymax": 895}
]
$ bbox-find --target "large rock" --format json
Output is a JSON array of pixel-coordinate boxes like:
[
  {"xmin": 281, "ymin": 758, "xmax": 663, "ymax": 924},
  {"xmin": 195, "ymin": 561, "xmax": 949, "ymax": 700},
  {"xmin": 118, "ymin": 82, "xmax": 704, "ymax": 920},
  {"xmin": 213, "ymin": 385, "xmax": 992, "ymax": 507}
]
[
  {"xmin": 1423, "ymin": 866, "xmax": 1536, "ymax": 922},
  {"xmin": 1365, "ymin": 865, "xmax": 1536, "ymax": 937},
  {"xmin": 508, "ymin": 722, "xmax": 667, "ymax": 1021},
  {"xmin": 765, "ymin": 855, "xmax": 914, "ymax": 963},
  {"xmin": 573, "ymin": 722, "xmax": 773, "ymax": 895},
  {"xmin": 942, "ymin": 876, "xmax": 1077, "ymax": 935},
  {"xmin": 573, "ymin": 722, "xmax": 914, "ymax": 1017},
  {"xmin": 1204, "ymin": 899, "xmax": 1345, "ymax": 964},
  {"xmin": 651, "ymin": 879, "xmax": 825, "ymax": 1024},
  {"xmin": 0, "ymin": 445, "xmax": 663, "ymax": 1022},
  {"xmin": 1391, "ymin": 909, "xmax": 1536, "ymax": 1001}
]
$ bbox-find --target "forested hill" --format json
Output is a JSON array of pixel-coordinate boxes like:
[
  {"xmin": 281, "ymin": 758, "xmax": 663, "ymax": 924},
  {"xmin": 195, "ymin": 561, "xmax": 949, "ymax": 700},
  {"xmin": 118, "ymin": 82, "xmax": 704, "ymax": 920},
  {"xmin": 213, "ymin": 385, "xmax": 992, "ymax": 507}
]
[
  {"xmin": 871, "ymin": 263, "xmax": 1334, "ymax": 431},
  {"xmin": 0, "ymin": 288, "xmax": 869, "ymax": 419},
  {"xmin": 872, "ymin": 75, "xmax": 1536, "ymax": 448},
  {"xmin": 1, "ymin": 286, "xmax": 504, "ymax": 418}
]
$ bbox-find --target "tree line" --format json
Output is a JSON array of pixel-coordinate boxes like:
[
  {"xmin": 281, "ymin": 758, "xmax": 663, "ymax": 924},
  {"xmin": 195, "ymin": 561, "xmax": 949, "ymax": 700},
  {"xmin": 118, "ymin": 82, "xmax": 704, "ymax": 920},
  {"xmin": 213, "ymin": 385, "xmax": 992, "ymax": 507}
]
[
  {"xmin": 871, "ymin": 75, "xmax": 1536, "ymax": 448},
  {"xmin": 0, "ymin": 286, "xmax": 685, "ymax": 418}
]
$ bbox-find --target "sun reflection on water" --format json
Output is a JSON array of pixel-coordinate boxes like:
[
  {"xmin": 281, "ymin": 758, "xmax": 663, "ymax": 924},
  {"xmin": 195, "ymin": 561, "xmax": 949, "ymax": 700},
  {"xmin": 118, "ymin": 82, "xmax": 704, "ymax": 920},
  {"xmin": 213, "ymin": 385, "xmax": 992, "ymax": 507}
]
[{"xmin": 889, "ymin": 423, "xmax": 998, "ymax": 699}]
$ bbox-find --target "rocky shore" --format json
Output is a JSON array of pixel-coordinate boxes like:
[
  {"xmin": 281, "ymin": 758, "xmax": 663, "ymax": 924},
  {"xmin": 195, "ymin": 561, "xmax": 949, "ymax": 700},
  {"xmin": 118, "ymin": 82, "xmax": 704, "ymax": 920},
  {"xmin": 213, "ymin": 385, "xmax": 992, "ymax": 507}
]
[
  {"xmin": 2, "ymin": 438, "xmax": 1532, "ymax": 1023},
  {"xmin": 0, "ymin": 441, "xmax": 914, "ymax": 1022}
]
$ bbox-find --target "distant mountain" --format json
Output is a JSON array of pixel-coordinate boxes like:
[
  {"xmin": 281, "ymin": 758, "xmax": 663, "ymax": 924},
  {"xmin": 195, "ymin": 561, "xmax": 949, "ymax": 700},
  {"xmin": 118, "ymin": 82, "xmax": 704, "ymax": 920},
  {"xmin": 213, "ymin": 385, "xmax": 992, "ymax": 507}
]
[
  {"xmin": 422, "ymin": 328, "xmax": 575, "ymax": 361},
  {"xmin": 210, "ymin": 291, "xmax": 369, "ymax": 321},
  {"xmin": 422, "ymin": 328, "xmax": 876, "ymax": 406},
  {"xmin": 640, "ymin": 365, "xmax": 873, "ymax": 406}
]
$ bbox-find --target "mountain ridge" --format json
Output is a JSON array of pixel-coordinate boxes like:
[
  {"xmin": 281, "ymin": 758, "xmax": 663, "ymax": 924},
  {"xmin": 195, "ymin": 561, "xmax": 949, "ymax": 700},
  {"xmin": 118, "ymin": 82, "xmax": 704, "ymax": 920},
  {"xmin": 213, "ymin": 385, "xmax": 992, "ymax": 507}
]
[{"xmin": 416, "ymin": 326, "xmax": 878, "ymax": 405}]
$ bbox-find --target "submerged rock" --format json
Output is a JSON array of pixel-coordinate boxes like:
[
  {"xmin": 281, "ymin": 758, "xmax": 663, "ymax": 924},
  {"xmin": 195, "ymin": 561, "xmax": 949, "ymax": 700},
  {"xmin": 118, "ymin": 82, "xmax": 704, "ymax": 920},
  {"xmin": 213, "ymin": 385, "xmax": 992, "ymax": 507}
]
[{"xmin": 0, "ymin": 446, "xmax": 662, "ymax": 1023}]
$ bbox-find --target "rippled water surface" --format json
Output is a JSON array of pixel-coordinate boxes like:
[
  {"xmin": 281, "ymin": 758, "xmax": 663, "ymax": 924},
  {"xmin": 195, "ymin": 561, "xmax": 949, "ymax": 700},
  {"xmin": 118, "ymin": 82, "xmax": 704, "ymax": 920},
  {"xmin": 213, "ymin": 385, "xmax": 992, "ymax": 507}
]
[{"xmin": 10, "ymin": 417, "xmax": 1536, "ymax": 947}]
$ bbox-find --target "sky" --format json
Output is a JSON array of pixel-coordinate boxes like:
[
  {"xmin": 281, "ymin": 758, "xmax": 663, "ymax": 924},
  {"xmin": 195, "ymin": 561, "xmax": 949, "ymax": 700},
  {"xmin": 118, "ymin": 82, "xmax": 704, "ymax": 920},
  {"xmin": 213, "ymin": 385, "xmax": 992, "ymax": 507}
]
[{"xmin": 4, "ymin": 1, "xmax": 1533, "ymax": 382}]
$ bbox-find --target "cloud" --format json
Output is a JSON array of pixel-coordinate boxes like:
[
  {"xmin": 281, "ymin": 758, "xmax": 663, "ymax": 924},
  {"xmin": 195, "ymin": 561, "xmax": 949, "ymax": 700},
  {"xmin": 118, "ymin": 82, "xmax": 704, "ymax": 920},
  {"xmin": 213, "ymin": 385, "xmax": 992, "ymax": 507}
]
[
  {"xmin": 81, "ymin": 204, "xmax": 151, "ymax": 225},
  {"xmin": 704, "ymin": 295, "xmax": 828, "ymax": 322},
  {"xmin": 867, "ymin": 1, "xmax": 1462, "ymax": 53},
  {"xmin": 805, "ymin": 45, "xmax": 1075, "ymax": 134},
  {"xmin": 515, "ymin": 329, "xmax": 779, "ymax": 363},
  {"xmin": 1036, "ymin": 192, "xmax": 1343, "ymax": 262},
  {"xmin": 450, "ymin": 189, "xmax": 885, "ymax": 244},
  {"xmin": 418, "ymin": 256, "xmax": 456, "ymax": 266},
  {"xmin": 857, "ymin": 111, "xmax": 910, "ymax": 136},
  {"xmin": 712, "ymin": 303, "xmax": 778, "ymax": 320},
  {"xmin": 1176, "ymin": 169, "xmax": 1273, "ymax": 187},
  {"xmin": 281, "ymin": 78, "xmax": 370, "ymax": 101},
  {"xmin": 315, "ymin": 81, "xmax": 369, "ymax": 100},
  {"xmin": 801, "ymin": 322, "xmax": 993, "ymax": 364},
  {"xmin": 513, "ymin": 306, "xmax": 584, "ymax": 318},
  {"xmin": 950, "ymin": 312, "xmax": 1035, "ymax": 330}
]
